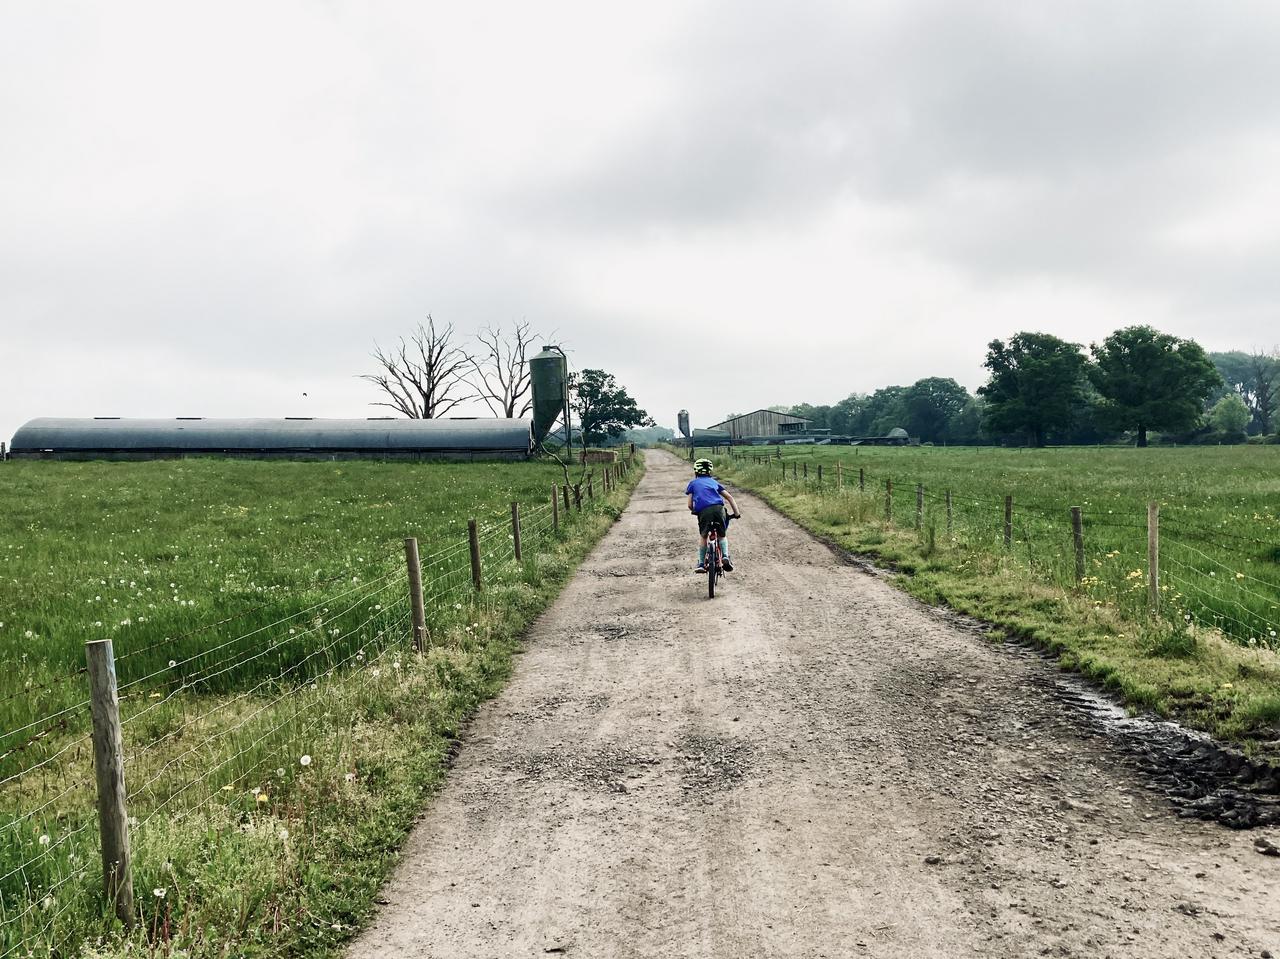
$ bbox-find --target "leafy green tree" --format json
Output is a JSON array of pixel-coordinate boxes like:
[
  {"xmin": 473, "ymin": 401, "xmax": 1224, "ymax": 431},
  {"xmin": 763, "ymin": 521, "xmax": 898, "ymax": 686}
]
[
  {"xmin": 570, "ymin": 369, "xmax": 655, "ymax": 446},
  {"xmin": 863, "ymin": 386, "xmax": 907, "ymax": 436},
  {"xmin": 829, "ymin": 393, "xmax": 869, "ymax": 436},
  {"xmin": 946, "ymin": 396, "xmax": 986, "ymax": 445},
  {"xmin": 1209, "ymin": 393, "xmax": 1251, "ymax": 436},
  {"xmin": 1089, "ymin": 326, "xmax": 1222, "ymax": 448},
  {"xmin": 977, "ymin": 333, "xmax": 1087, "ymax": 447},
  {"xmin": 787, "ymin": 403, "xmax": 833, "ymax": 431},
  {"xmin": 901, "ymin": 377, "xmax": 971, "ymax": 443},
  {"xmin": 1208, "ymin": 350, "xmax": 1278, "ymax": 434}
]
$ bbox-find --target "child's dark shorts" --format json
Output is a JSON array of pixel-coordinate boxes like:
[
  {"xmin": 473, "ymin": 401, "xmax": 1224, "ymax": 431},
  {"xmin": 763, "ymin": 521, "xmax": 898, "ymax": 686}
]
[{"xmin": 696, "ymin": 504, "xmax": 729, "ymax": 536}]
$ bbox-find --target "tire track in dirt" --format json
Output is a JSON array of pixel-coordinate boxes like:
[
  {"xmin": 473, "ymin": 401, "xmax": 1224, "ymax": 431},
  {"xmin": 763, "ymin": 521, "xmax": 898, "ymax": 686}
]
[{"xmin": 348, "ymin": 451, "xmax": 1280, "ymax": 959}]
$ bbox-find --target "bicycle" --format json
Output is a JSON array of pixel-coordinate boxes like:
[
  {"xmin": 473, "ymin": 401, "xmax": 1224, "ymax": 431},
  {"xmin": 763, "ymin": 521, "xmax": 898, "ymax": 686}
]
[{"xmin": 704, "ymin": 511, "xmax": 741, "ymax": 599}]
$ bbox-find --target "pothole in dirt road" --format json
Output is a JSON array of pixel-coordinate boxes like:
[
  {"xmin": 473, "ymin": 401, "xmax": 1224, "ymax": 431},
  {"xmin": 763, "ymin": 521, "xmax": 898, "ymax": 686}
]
[
  {"xmin": 507, "ymin": 693, "xmax": 612, "ymax": 724},
  {"xmin": 500, "ymin": 741, "xmax": 659, "ymax": 794},
  {"xmin": 673, "ymin": 731, "xmax": 758, "ymax": 798}
]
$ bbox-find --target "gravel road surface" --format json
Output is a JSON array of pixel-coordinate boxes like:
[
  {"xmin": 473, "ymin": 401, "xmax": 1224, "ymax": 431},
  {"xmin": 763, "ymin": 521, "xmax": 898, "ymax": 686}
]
[{"xmin": 348, "ymin": 451, "xmax": 1280, "ymax": 958}]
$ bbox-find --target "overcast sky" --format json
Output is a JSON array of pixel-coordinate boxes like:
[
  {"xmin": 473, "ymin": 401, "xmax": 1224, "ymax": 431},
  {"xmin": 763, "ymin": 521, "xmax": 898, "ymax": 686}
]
[{"xmin": 3, "ymin": 1, "xmax": 1280, "ymax": 443}]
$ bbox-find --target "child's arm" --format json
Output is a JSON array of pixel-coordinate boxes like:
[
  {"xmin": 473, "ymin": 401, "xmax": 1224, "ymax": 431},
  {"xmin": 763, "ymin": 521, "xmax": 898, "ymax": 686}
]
[
  {"xmin": 723, "ymin": 490, "xmax": 740, "ymax": 515},
  {"xmin": 688, "ymin": 493, "xmax": 696, "ymax": 512}
]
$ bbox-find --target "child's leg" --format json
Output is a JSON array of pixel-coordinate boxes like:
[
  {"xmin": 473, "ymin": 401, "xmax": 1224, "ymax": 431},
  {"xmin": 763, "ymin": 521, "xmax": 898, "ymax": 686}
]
[{"xmin": 698, "ymin": 531, "xmax": 708, "ymax": 567}]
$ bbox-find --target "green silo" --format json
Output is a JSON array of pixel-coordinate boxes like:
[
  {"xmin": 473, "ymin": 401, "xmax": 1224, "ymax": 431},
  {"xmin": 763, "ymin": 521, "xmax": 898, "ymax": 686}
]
[{"xmin": 529, "ymin": 345, "xmax": 568, "ymax": 446}]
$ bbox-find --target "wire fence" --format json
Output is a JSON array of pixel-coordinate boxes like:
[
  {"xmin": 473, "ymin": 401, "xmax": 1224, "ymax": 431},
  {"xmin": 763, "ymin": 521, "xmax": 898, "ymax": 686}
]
[
  {"xmin": 717, "ymin": 447, "xmax": 1279, "ymax": 651},
  {"xmin": 0, "ymin": 454, "xmax": 638, "ymax": 956}
]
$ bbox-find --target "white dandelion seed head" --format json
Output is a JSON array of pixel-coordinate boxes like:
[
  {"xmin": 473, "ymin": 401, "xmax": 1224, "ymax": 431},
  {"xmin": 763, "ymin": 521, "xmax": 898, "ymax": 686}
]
[
  {"xmin": 38, "ymin": 834, "xmax": 50, "ymax": 846},
  {"xmin": 279, "ymin": 828, "xmax": 290, "ymax": 840},
  {"xmin": 153, "ymin": 887, "xmax": 166, "ymax": 899},
  {"xmin": 299, "ymin": 755, "xmax": 312, "ymax": 767}
]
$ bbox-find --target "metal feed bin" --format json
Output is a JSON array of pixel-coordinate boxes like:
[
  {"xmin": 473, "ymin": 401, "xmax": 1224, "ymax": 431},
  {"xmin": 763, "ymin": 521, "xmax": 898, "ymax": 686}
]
[{"xmin": 529, "ymin": 345, "xmax": 569, "ymax": 447}]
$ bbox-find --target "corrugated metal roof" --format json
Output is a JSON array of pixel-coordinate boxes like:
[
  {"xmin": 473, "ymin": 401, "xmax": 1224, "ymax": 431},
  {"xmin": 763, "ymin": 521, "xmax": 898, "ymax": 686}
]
[{"xmin": 11, "ymin": 418, "xmax": 532, "ymax": 452}]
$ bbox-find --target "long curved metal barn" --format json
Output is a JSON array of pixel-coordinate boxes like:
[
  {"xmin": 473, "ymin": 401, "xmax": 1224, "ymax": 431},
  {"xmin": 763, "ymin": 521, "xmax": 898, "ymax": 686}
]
[{"xmin": 9, "ymin": 417, "xmax": 533, "ymax": 461}]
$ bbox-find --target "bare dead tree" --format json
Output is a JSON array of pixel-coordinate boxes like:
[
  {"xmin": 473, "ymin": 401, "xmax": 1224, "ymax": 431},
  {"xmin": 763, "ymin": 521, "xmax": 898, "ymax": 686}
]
[
  {"xmin": 466, "ymin": 320, "xmax": 541, "ymax": 418},
  {"xmin": 360, "ymin": 316, "xmax": 474, "ymax": 418}
]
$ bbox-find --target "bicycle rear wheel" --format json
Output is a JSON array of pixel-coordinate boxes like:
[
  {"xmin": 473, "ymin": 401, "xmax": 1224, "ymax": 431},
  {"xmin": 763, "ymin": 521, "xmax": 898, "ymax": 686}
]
[{"xmin": 707, "ymin": 538, "xmax": 718, "ymax": 598}]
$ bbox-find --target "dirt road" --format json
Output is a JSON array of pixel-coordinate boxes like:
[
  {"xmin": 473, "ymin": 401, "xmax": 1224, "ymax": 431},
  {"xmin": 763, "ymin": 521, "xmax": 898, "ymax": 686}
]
[{"xmin": 349, "ymin": 451, "xmax": 1280, "ymax": 958}]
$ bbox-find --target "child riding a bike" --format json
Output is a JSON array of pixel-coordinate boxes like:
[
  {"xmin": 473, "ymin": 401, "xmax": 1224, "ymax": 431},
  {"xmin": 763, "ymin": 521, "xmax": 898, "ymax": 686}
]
[{"xmin": 686, "ymin": 458, "xmax": 741, "ymax": 573}]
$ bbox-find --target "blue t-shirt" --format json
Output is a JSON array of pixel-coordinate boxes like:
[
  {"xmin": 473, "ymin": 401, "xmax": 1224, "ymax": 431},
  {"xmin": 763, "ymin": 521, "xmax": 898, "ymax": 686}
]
[{"xmin": 686, "ymin": 476, "xmax": 726, "ymax": 512}]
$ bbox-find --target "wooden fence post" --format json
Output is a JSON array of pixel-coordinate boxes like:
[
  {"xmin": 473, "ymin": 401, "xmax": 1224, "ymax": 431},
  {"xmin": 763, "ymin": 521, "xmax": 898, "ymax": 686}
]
[
  {"xmin": 404, "ymin": 538, "xmax": 427, "ymax": 652},
  {"xmin": 587, "ymin": 478, "xmax": 594, "ymax": 501},
  {"xmin": 562, "ymin": 484, "xmax": 571, "ymax": 513},
  {"xmin": 817, "ymin": 464, "xmax": 823, "ymax": 484},
  {"xmin": 1148, "ymin": 502, "xmax": 1160, "ymax": 616},
  {"xmin": 1071, "ymin": 507, "xmax": 1085, "ymax": 585},
  {"xmin": 552, "ymin": 485, "xmax": 560, "ymax": 533},
  {"xmin": 1004, "ymin": 496, "xmax": 1013, "ymax": 548},
  {"xmin": 945, "ymin": 490, "xmax": 953, "ymax": 536},
  {"xmin": 859, "ymin": 467, "xmax": 865, "ymax": 491},
  {"xmin": 86, "ymin": 639, "xmax": 135, "ymax": 929},
  {"xmin": 885, "ymin": 479, "xmax": 893, "ymax": 522},
  {"xmin": 803, "ymin": 462, "xmax": 808, "ymax": 478},
  {"xmin": 510, "ymin": 502, "xmax": 522, "ymax": 562},
  {"xmin": 915, "ymin": 484, "xmax": 923, "ymax": 530},
  {"xmin": 468, "ymin": 519, "xmax": 483, "ymax": 591},
  {"xmin": 573, "ymin": 484, "xmax": 582, "ymax": 512},
  {"xmin": 836, "ymin": 463, "xmax": 842, "ymax": 487},
  {"xmin": 792, "ymin": 462, "xmax": 797, "ymax": 480}
]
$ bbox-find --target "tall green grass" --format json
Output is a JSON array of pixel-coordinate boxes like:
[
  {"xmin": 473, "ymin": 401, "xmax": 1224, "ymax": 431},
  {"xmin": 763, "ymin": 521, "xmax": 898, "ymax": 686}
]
[
  {"xmin": 0, "ymin": 456, "xmax": 638, "ymax": 957},
  {"xmin": 712, "ymin": 445, "xmax": 1280, "ymax": 648}
]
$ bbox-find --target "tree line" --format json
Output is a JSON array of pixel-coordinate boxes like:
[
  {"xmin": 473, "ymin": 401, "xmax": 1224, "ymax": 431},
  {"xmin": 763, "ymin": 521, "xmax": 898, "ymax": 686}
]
[
  {"xmin": 360, "ymin": 317, "xmax": 654, "ymax": 446},
  {"xmin": 782, "ymin": 326, "xmax": 1278, "ymax": 448}
]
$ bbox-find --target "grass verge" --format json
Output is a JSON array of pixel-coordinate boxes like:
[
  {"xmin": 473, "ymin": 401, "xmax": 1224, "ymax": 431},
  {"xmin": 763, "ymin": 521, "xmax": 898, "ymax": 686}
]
[{"xmin": 2, "ymin": 456, "xmax": 643, "ymax": 958}]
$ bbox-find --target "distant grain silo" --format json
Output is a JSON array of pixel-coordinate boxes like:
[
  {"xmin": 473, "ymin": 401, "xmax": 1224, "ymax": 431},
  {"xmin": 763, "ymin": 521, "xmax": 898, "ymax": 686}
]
[
  {"xmin": 9, "ymin": 417, "xmax": 533, "ymax": 461},
  {"xmin": 677, "ymin": 410, "xmax": 691, "ymax": 439},
  {"xmin": 529, "ymin": 345, "xmax": 569, "ymax": 447}
]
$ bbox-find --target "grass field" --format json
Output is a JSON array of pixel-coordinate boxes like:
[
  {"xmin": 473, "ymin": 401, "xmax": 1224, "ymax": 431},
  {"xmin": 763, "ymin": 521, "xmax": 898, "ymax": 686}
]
[
  {"xmin": 0, "ymin": 456, "xmax": 638, "ymax": 957},
  {"xmin": 696, "ymin": 444, "xmax": 1280, "ymax": 754}
]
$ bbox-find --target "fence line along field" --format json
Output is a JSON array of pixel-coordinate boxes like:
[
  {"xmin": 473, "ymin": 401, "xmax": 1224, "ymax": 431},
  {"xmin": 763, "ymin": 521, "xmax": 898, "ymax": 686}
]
[
  {"xmin": 704, "ymin": 444, "xmax": 1280, "ymax": 750},
  {"xmin": 0, "ymin": 454, "xmax": 639, "ymax": 958}
]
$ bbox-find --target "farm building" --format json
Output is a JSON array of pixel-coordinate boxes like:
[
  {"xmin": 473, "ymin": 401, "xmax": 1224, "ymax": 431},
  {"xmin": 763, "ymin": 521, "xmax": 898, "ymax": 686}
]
[
  {"xmin": 8, "ymin": 417, "xmax": 533, "ymax": 461},
  {"xmin": 705, "ymin": 409, "xmax": 812, "ymax": 441}
]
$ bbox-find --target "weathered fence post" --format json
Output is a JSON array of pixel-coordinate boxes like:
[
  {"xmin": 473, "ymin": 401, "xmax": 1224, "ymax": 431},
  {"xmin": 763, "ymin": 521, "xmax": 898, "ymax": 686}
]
[
  {"xmin": 792, "ymin": 462, "xmax": 797, "ymax": 480},
  {"xmin": 1004, "ymin": 496, "xmax": 1013, "ymax": 548},
  {"xmin": 1148, "ymin": 502, "xmax": 1160, "ymax": 616},
  {"xmin": 915, "ymin": 484, "xmax": 924, "ymax": 530},
  {"xmin": 552, "ymin": 485, "xmax": 560, "ymax": 533},
  {"xmin": 885, "ymin": 479, "xmax": 893, "ymax": 522},
  {"xmin": 859, "ymin": 467, "xmax": 865, "ymax": 491},
  {"xmin": 587, "ymin": 478, "xmax": 594, "ymax": 501},
  {"xmin": 510, "ymin": 502, "xmax": 522, "ymax": 562},
  {"xmin": 836, "ymin": 462, "xmax": 842, "ymax": 486},
  {"xmin": 468, "ymin": 519, "xmax": 483, "ymax": 590},
  {"xmin": 803, "ymin": 462, "xmax": 808, "ymax": 478},
  {"xmin": 86, "ymin": 639, "xmax": 135, "ymax": 929},
  {"xmin": 817, "ymin": 464, "xmax": 823, "ymax": 484},
  {"xmin": 945, "ymin": 490, "xmax": 953, "ymax": 537},
  {"xmin": 573, "ymin": 484, "xmax": 582, "ymax": 512},
  {"xmin": 562, "ymin": 484, "xmax": 571, "ymax": 513},
  {"xmin": 1071, "ymin": 507, "xmax": 1085, "ymax": 585},
  {"xmin": 404, "ymin": 538, "xmax": 427, "ymax": 652}
]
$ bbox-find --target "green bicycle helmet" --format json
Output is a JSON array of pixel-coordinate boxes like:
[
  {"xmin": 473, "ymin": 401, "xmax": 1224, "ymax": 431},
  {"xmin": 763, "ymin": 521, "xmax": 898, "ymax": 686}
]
[{"xmin": 693, "ymin": 458, "xmax": 714, "ymax": 475}]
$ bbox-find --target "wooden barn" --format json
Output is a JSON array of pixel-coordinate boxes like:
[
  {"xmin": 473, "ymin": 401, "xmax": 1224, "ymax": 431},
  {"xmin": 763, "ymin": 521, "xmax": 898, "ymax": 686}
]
[{"xmin": 706, "ymin": 409, "xmax": 812, "ymax": 440}]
